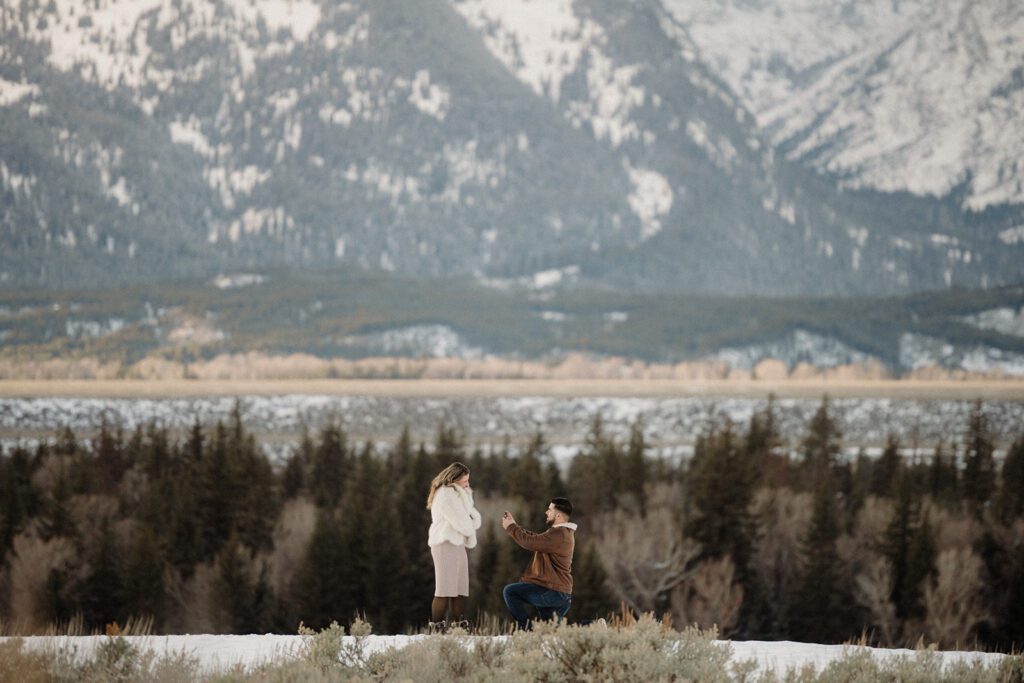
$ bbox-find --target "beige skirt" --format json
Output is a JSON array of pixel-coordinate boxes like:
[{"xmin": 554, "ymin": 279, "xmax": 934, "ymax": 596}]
[{"xmin": 431, "ymin": 542, "xmax": 469, "ymax": 597}]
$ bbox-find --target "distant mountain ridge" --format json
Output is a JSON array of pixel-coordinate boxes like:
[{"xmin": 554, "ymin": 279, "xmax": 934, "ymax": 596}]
[
  {"xmin": 662, "ymin": 0, "xmax": 1024, "ymax": 210},
  {"xmin": 0, "ymin": 0, "xmax": 1022, "ymax": 295}
]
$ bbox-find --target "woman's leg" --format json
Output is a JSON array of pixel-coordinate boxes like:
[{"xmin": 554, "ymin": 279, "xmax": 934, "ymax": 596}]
[
  {"xmin": 431, "ymin": 596, "xmax": 448, "ymax": 623},
  {"xmin": 449, "ymin": 596, "xmax": 466, "ymax": 621}
]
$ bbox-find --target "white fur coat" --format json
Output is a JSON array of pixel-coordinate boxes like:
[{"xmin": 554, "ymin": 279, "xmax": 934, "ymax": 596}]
[{"xmin": 428, "ymin": 484, "xmax": 482, "ymax": 549}]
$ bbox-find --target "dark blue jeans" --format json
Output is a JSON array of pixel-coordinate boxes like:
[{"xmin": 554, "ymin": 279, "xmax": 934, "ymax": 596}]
[{"xmin": 502, "ymin": 582, "xmax": 571, "ymax": 630}]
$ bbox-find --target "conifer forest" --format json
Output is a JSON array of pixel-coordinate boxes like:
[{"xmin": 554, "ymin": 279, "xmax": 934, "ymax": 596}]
[{"xmin": 1, "ymin": 398, "xmax": 1022, "ymax": 652}]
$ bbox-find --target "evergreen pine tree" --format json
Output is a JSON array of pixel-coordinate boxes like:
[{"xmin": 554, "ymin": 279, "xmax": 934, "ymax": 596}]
[
  {"xmin": 962, "ymin": 401, "xmax": 996, "ymax": 515},
  {"xmin": 996, "ymin": 434, "xmax": 1024, "ymax": 523},
  {"xmin": 0, "ymin": 453, "xmax": 22, "ymax": 561},
  {"xmin": 433, "ymin": 422, "xmax": 466, "ymax": 471},
  {"xmin": 469, "ymin": 526, "xmax": 499, "ymax": 620},
  {"xmin": 123, "ymin": 524, "xmax": 166, "ymax": 626},
  {"xmin": 310, "ymin": 423, "xmax": 348, "ymax": 508},
  {"xmin": 41, "ymin": 460, "xmax": 76, "ymax": 539},
  {"xmin": 508, "ymin": 432, "xmax": 550, "ymax": 528},
  {"xmin": 686, "ymin": 420, "xmax": 758, "ymax": 581},
  {"xmin": 849, "ymin": 449, "xmax": 873, "ymax": 516},
  {"xmin": 928, "ymin": 441, "xmax": 958, "ymax": 508},
  {"xmin": 235, "ymin": 429, "xmax": 278, "ymax": 553},
  {"xmin": 334, "ymin": 444, "xmax": 411, "ymax": 631},
  {"xmin": 0, "ymin": 446, "xmax": 39, "ymax": 561},
  {"xmin": 880, "ymin": 473, "xmax": 934, "ymax": 623},
  {"xmin": 478, "ymin": 528, "xmax": 527, "ymax": 620},
  {"xmin": 292, "ymin": 508, "xmax": 352, "ymax": 630},
  {"xmin": 282, "ymin": 429, "xmax": 312, "ymax": 500},
  {"xmin": 569, "ymin": 542, "xmax": 617, "ymax": 623},
  {"xmin": 507, "ymin": 431, "xmax": 546, "ymax": 502},
  {"xmin": 78, "ymin": 517, "xmax": 126, "ymax": 629},
  {"xmin": 364, "ymin": 504, "xmax": 411, "ymax": 632},
  {"xmin": 212, "ymin": 535, "xmax": 274, "ymax": 634},
  {"xmin": 198, "ymin": 421, "xmax": 232, "ymax": 560},
  {"xmin": 747, "ymin": 395, "xmax": 788, "ymax": 488},
  {"xmin": 799, "ymin": 395, "xmax": 842, "ymax": 490},
  {"xmin": 568, "ymin": 414, "xmax": 621, "ymax": 517},
  {"xmin": 789, "ymin": 478, "xmax": 852, "ymax": 642},
  {"xmin": 1001, "ymin": 541, "xmax": 1024, "ymax": 651},
  {"xmin": 624, "ymin": 420, "xmax": 648, "ymax": 514},
  {"xmin": 167, "ymin": 424, "xmax": 203, "ymax": 573},
  {"xmin": 92, "ymin": 415, "xmax": 125, "ymax": 495},
  {"xmin": 870, "ymin": 434, "xmax": 901, "ymax": 498},
  {"xmin": 393, "ymin": 435, "xmax": 437, "ymax": 627}
]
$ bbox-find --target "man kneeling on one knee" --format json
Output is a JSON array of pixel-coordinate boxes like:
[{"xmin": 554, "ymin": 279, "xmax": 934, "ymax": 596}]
[{"xmin": 501, "ymin": 497, "xmax": 576, "ymax": 630}]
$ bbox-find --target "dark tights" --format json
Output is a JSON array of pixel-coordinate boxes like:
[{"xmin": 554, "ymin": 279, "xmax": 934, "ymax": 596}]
[{"xmin": 431, "ymin": 596, "xmax": 466, "ymax": 622}]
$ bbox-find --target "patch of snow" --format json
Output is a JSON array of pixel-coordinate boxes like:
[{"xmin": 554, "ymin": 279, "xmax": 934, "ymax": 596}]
[
  {"xmin": 230, "ymin": 166, "xmax": 271, "ymax": 196},
  {"xmin": 539, "ymin": 310, "xmax": 567, "ymax": 323},
  {"xmin": 434, "ymin": 141, "xmax": 503, "ymax": 204},
  {"xmin": 169, "ymin": 118, "xmax": 213, "ymax": 158},
  {"xmin": 65, "ymin": 318, "xmax": 126, "ymax": 339},
  {"xmin": 566, "ymin": 47, "xmax": 645, "ymax": 147},
  {"xmin": 0, "ymin": 78, "xmax": 40, "ymax": 106},
  {"xmin": 105, "ymin": 176, "xmax": 132, "ymax": 208},
  {"xmin": 0, "ymin": 161, "xmax": 37, "ymax": 197},
  {"xmin": 247, "ymin": 0, "xmax": 321, "ymax": 41},
  {"xmin": 999, "ymin": 225, "xmax": 1024, "ymax": 245},
  {"xmin": 532, "ymin": 266, "xmax": 579, "ymax": 289},
  {"xmin": 686, "ymin": 119, "xmax": 737, "ymax": 171},
  {"xmin": 452, "ymin": 0, "xmax": 590, "ymax": 103},
  {"xmin": 407, "ymin": 70, "xmax": 450, "ymax": 121},
  {"xmin": 341, "ymin": 325, "xmax": 486, "ymax": 359},
  {"xmin": 0, "ymin": 632, "xmax": 1010, "ymax": 678},
  {"xmin": 454, "ymin": 0, "xmax": 649, "ymax": 148},
  {"xmin": 715, "ymin": 330, "xmax": 872, "ymax": 370},
  {"xmin": 625, "ymin": 164, "xmax": 673, "ymax": 240},
  {"xmin": 900, "ymin": 333, "xmax": 1024, "ymax": 375},
  {"xmin": 165, "ymin": 314, "xmax": 226, "ymax": 346},
  {"xmin": 961, "ymin": 307, "xmax": 1024, "ymax": 337},
  {"xmin": 225, "ymin": 208, "xmax": 296, "ymax": 241},
  {"xmin": 212, "ymin": 273, "xmax": 265, "ymax": 289}
]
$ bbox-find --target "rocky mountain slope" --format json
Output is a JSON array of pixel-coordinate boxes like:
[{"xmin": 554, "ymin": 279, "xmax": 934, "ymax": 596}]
[{"xmin": 0, "ymin": 0, "xmax": 1021, "ymax": 295}]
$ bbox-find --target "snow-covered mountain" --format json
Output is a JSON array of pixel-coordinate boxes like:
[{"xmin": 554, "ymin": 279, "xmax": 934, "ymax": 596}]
[
  {"xmin": 0, "ymin": 0, "xmax": 1021, "ymax": 295},
  {"xmin": 662, "ymin": 0, "xmax": 1024, "ymax": 210}
]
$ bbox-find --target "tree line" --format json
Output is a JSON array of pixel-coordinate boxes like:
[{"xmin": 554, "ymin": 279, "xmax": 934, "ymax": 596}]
[{"xmin": 0, "ymin": 398, "xmax": 1022, "ymax": 650}]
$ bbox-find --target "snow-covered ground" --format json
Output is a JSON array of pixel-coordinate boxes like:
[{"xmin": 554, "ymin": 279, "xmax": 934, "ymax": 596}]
[
  {"xmin": 2, "ymin": 634, "xmax": 1008, "ymax": 676},
  {"xmin": 2, "ymin": 395, "xmax": 1022, "ymax": 465}
]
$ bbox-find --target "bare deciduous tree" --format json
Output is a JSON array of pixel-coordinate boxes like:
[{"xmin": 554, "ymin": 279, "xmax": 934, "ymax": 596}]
[
  {"xmin": 595, "ymin": 507, "xmax": 699, "ymax": 614},
  {"xmin": 923, "ymin": 548, "xmax": 988, "ymax": 648},
  {"xmin": 265, "ymin": 497, "xmax": 317, "ymax": 595},
  {"xmin": 854, "ymin": 556, "xmax": 898, "ymax": 645},
  {"xmin": 922, "ymin": 501, "xmax": 981, "ymax": 553},
  {"xmin": 670, "ymin": 556, "xmax": 743, "ymax": 636},
  {"xmin": 750, "ymin": 488, "xmax": 812, "ymax": 613},
  {"xmin": 8, "ymin": 533, "xmax": 77, "ymax": 631},
  {"xmin": 842, "ymin": 496, "xmax": 893, "ymax": 566}
]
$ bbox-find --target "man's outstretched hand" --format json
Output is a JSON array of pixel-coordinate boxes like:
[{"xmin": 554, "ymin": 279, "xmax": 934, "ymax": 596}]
[{"xmin": 502, "ymin": 510, "xmax": 515, "ymax": 530}]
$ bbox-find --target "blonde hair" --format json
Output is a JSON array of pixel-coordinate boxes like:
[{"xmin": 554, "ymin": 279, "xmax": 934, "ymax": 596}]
[{"xmin": 426, "ymin": 462, "xmax": 470, "ymax": 509}]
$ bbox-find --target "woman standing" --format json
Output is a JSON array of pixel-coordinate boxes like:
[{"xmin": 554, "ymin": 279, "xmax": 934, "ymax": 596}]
[{"xmin": 426, "ymin": 462, "xmax": 481, "ymax": 630}]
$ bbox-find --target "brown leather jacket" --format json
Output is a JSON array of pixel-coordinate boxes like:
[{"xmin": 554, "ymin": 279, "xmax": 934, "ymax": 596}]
[{"xmin": 505, "ymin": 522, "xmax": 576, "ymax": 594}]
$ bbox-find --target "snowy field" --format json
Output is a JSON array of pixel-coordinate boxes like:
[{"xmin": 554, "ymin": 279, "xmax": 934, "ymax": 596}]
[
  {"xmin": 1, "ymin": 634, "xmax": 1009, "ymax": 677},
  {"xmin": 2, "ymin": 395, "xmax": 1023, "ymax": 464}
]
